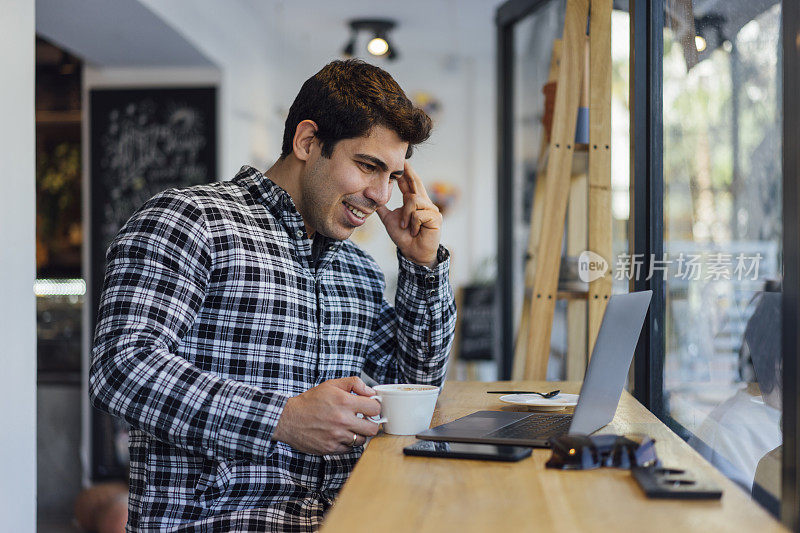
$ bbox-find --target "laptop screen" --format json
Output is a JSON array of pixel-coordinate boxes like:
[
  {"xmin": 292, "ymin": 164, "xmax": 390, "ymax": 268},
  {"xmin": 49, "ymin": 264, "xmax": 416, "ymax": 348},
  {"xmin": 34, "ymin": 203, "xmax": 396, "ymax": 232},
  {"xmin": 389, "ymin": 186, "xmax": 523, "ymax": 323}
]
[{"xmin": 568, "ymin": 290, "xmax": 652, "ymax": 435}]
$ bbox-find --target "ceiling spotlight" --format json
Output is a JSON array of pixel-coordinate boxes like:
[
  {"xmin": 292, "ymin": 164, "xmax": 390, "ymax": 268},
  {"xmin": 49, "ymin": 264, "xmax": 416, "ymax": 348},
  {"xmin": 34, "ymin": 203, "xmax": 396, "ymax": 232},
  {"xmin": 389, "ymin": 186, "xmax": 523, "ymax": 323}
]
[
  {"xmin": 695, "ymin": 35, "xmax": 707, "ymax": 52},
  {"xmin": 367, "ymin": 37, "xmax": 389, "ymax": 56},
  {"xmin": 343, "ymin": 19, "xmax": 399, "ymax": 61}
]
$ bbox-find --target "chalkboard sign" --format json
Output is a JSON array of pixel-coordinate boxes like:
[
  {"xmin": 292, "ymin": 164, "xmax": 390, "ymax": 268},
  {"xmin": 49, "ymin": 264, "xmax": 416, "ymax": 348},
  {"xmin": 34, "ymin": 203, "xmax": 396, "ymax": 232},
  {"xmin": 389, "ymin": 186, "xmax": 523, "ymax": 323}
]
[
  {"xmin": 89, "ymin": 86, "xmax": 217, "ymax": 480},
  {"xmin": 458, "ymin": 285, "xmax": 497, "ymax": 361}
]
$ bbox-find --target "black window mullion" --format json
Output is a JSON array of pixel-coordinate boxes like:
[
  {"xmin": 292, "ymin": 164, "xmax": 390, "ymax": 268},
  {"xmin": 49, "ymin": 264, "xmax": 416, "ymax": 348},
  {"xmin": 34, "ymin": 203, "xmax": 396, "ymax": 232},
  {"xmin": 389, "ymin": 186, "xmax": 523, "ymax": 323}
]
[
  {"xmin": 630, "ymin": 0, "xmax": 664, "ymax": 415},
  {"xmin": 781, "ymin": 0, "xmax": 800, "ymax": 528},
  {"xmin": 495, "ymin": 0, "xmax": 553, "ymax": 380},
  {"xmin": 496, "ymin": 16, "xmax": 515, "ymax": 380}
]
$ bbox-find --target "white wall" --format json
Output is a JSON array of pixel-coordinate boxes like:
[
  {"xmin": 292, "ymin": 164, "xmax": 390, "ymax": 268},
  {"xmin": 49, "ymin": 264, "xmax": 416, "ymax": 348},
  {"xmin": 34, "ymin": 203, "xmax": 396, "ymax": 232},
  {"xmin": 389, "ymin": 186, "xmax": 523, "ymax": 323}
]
[
  {"xmin": 0, "ymin": 0, "xmax": 37, "ymax": 530},
  {"xmin": 137, "ymin": 0, "xmax": 284, "ymax": 178}
]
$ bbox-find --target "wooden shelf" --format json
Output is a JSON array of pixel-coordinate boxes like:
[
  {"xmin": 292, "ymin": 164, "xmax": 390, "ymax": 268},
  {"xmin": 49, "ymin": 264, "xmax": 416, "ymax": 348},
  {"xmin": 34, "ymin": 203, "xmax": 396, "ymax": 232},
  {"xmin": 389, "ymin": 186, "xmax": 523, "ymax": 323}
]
[
  {"xmin": 524, "ymin": 287, "xmax": 589, "ymax": 300},
  {"xmin": 36, "ymin": 110, "xmax": 81, "ymax": 125},
  {"xmin": 556, "ymin": 289, "xmax": 589, "ymax": 300}
]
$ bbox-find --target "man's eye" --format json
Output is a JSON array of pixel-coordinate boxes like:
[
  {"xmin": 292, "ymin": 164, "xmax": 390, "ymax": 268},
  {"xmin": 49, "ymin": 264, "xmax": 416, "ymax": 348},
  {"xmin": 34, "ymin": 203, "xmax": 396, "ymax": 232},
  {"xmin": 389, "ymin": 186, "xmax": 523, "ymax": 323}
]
[
  {"xmin": 389, "ymin": 175, "xmax": 400, "ymax": 181},
  {"xmin": 358, "ymin": 161, "xmax": 375, "ymax": 172}
]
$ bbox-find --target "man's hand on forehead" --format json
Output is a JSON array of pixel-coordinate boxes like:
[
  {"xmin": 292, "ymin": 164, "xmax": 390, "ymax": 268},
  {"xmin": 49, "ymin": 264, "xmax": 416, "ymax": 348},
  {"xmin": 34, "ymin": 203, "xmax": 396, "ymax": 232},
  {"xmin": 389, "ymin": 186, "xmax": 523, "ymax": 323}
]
[{"xmin": 376, "ymin": 162, "xmax": 442, "ymax": 268}]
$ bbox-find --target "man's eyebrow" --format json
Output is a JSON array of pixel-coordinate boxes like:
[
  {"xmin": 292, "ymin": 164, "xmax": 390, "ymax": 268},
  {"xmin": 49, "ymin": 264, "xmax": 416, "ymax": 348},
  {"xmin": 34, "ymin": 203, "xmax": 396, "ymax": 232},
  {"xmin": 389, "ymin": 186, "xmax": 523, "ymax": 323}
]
[{"xmin": 355, "ymin": 154, "xmax": 404, "ymax": 176}]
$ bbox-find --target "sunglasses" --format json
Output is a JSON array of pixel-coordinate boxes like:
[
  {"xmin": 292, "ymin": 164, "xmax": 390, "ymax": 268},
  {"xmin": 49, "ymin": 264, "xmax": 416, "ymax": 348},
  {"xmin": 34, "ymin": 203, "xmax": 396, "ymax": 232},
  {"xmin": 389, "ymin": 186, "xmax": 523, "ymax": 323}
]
[{"xmin": 545, "ymin": 433, "xmax": 659, "ymax": 470}]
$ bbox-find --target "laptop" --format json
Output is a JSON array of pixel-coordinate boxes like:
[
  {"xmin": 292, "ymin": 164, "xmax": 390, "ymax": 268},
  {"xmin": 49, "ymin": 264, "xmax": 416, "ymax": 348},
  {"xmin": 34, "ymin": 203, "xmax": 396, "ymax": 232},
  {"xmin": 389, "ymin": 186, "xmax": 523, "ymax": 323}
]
[{"xmin": 416, "ymin": 290, "xmax": 652, "ymax": 447}]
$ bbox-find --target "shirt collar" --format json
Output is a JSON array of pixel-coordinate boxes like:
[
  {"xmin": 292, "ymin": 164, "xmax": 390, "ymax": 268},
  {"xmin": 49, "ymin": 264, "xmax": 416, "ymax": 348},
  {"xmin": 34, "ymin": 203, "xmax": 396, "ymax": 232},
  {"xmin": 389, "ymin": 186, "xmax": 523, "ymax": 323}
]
[
  {"xmin": 232, "ymin": 165, "xmax": 301, "ymax": 222},
  {"xmin": 232, "ymin": 165, "xmax": 344, "ymax": 262}
]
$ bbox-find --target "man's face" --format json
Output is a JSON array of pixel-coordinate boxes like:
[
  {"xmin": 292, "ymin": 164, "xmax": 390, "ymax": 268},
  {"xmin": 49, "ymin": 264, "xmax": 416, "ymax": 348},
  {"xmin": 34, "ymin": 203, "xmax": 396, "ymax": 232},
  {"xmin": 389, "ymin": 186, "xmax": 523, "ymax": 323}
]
[{"xmin": 298, "ymin": 125, "xmax": 408, "ymax": 240}]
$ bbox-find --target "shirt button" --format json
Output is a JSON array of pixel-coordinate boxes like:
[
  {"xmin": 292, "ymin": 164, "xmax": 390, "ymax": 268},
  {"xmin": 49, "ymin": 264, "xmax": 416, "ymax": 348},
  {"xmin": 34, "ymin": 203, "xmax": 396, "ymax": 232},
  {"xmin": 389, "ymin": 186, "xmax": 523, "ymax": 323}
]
[
  {"xmin": 328, "ymin": 245, "xmax": 336, "ymax": 251},
  {"xmin": 426, "ymin": 274, "xmax": 436, "ymax": 282},
  {"xmin": 295, "ymin": 229, "xmax": 304, "ymax": 239},
  {"xmin": 429, "ymin": 289, "xmax": 436, "ymax": 296}
]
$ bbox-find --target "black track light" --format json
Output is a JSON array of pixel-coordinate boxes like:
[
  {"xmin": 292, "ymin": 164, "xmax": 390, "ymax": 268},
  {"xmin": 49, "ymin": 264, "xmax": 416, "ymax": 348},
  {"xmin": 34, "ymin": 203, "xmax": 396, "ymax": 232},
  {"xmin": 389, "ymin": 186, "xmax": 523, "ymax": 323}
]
[{"xmin": 342, "ymin": 19, "xmax": 399, "ymax": 61}]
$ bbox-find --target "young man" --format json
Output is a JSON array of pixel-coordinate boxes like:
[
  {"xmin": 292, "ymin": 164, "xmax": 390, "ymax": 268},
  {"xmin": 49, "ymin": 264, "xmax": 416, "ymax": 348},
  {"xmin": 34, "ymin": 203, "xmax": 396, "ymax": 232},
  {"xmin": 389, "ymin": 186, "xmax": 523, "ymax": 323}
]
[{"xmin": 90, "ymin": 60, "xmax": 456, "ymax": 531}]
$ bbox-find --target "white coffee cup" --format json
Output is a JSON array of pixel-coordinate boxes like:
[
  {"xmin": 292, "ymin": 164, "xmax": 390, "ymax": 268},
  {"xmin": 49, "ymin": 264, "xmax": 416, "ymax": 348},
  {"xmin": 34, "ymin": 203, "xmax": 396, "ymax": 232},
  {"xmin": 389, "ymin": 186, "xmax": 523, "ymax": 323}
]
[{"xmin": 369, "ymin": 384, "xmax": 440, "ymax": 435}]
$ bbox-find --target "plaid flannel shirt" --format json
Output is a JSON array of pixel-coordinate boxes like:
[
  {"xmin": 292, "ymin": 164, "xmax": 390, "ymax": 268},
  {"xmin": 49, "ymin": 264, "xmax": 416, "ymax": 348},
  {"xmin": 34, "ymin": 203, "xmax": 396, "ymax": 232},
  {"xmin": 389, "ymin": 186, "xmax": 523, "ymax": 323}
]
[{"xmin": 89, "ymin": 166, "xmax": 456, "ymax": 531}]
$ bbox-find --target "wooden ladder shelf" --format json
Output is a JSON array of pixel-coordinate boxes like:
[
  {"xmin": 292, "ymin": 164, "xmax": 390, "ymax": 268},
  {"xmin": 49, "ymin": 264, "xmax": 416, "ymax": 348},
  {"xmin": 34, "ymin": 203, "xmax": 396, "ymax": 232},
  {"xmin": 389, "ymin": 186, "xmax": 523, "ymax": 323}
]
[{"xmin": 513, "ymin": 0, "xmax": 613, "ymax": 381}]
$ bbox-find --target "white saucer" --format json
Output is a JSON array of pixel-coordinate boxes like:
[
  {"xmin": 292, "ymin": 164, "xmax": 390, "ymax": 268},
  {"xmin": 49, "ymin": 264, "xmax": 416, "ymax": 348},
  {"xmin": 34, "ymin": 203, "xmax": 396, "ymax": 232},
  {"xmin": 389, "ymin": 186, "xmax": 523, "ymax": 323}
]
[{"xmin": 498, "ymin": 393, "xmax": 579, "ymax": 411}]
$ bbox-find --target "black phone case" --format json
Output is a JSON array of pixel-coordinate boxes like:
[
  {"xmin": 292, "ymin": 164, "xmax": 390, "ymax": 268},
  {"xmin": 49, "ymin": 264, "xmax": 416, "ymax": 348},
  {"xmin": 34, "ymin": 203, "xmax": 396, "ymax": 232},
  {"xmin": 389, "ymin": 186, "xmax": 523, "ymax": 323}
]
[
  {"xmin": 632, "ymin": 466, "xmax": 723, "ymax": 499},
  {"xmin": 403, "ymin": 440, "xmax": 532, "ymax": 462}
]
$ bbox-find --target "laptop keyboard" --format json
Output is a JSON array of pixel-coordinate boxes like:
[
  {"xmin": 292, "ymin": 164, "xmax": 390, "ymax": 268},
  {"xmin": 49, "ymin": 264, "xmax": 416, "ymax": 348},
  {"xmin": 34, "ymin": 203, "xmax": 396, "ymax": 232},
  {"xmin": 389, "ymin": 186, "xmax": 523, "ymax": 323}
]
[{"xmin": 485, "ymin": 414, "xmax": 572, "ymax": 440}]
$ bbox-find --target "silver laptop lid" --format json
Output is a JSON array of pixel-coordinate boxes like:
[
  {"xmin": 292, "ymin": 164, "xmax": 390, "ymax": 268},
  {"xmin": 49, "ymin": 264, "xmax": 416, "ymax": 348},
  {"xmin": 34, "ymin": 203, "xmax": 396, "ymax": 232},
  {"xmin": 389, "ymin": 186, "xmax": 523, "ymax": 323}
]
[{"xmin": 568, "ymin": 290, "xmax": 652, "ymax": 435}]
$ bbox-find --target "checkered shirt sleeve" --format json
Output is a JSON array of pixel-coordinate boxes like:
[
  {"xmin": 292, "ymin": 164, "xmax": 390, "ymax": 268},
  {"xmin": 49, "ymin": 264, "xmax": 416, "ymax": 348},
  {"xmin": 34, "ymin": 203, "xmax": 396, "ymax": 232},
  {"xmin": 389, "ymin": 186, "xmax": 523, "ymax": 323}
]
[
  {"xmin": 363, "ymin": 248, "xmax": 455, "ymax": 385},
  {"xmin": 90, "ymin": 191, "xmax": 289, "ymax": 463}
]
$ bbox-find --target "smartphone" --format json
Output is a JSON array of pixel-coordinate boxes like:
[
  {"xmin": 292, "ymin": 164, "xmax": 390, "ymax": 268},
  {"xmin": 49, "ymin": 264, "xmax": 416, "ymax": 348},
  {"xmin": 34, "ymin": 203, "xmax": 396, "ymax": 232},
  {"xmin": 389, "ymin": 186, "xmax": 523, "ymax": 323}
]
[{"xmin": 403, "ymin": 440, "xmax": 532, "ymax": 462}]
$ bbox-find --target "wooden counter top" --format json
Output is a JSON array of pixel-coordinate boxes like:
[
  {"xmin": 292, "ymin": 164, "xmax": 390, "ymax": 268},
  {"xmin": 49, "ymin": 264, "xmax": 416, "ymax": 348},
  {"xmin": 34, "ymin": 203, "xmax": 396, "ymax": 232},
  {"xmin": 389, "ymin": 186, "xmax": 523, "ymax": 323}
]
[{"xmin": 320, "ymin": 381, "xmax": 786, "ymax": 532}]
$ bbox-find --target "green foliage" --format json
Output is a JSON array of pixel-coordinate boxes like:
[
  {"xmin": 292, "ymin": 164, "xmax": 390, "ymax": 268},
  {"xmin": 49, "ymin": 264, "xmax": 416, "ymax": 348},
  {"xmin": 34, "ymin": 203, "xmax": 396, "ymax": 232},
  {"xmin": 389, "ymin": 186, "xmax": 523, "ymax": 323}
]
[{"xmin": 36, "ymin": 141, "xmax": 82, "ymax": 272}]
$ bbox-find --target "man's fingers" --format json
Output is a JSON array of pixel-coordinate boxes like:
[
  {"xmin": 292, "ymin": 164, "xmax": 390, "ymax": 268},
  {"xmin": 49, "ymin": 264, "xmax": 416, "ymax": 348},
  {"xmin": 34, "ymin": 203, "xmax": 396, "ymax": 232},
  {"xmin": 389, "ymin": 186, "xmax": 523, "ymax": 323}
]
[
  {"xmin": 410, "ymin": 212, "xmax": 423, "ymax": 236},
  {"xmin": 401, "ymin": 196, "xmax": 421, "ymax": 230},
  {"xmin": 329, "ymin": 376, "xmax": 360, "ymax": 392},
  {"xmin": 397, "ymin": 173, "xmax": 414, "ymax": 196},
  {"xmin": 348, "ymin": 394, "xmax": 382, "ymax": 417},
  {"xmin": 410, "ymin": 210, "xmax": 439, "ymax": 236},
  {"xmin": 411, "ymin": 211, "xmax": 434, "ymax": 236},
  {"xmin": 350, "ymin": 377, "xmax": 376, "ymax": 397},
  {"xmin": 400, "ymin": 191, "xmax": 438, "ymax": 224},
  {"xmin": 402, "ymin": 162, "xmax": 431, "ymax": 200},
  {"xmin": 400, "ymin": 163, "xmax": 417, "ymax": 195},
  {"xmin": 347, "ymin": 434, "xmax": 368, "ymax": 447},
  {"xmin": 331, "ymin": 376, "xmax": 375, "ymax": 396},
  {"xmin": 335, "ymin": 431, "xmax": 369, "ymax": 453},
  {"xmin": 350, "ymin": 416, "xmax": 381, "ymax": 437}
]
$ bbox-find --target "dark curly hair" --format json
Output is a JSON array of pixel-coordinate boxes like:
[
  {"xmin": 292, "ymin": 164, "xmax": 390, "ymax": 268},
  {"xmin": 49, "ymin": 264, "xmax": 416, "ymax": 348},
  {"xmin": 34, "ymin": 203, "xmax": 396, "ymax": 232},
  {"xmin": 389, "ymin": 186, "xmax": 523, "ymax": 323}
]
[{"xmin": 280, "ymin": 59, "xmax": 432, "ymax": 160}]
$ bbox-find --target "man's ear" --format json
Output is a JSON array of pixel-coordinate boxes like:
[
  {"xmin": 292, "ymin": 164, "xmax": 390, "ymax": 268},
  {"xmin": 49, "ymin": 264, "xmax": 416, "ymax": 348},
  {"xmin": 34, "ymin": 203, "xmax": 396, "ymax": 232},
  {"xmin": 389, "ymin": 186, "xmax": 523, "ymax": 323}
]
[{"xmin": 293, "ymin": 120, "xmax": 319, "ymax": 162}]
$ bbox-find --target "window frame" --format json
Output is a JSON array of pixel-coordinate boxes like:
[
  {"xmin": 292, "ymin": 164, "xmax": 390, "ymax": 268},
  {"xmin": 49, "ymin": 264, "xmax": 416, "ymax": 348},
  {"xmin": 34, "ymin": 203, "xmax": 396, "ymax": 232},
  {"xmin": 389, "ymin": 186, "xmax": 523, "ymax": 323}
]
[
  {"xmin": 495, "ymin": 0, "xmax": 554, "ymax": 380},
  {"xmin": 780, "ymin": 1, "xmax": 799, "ymax": 527}
]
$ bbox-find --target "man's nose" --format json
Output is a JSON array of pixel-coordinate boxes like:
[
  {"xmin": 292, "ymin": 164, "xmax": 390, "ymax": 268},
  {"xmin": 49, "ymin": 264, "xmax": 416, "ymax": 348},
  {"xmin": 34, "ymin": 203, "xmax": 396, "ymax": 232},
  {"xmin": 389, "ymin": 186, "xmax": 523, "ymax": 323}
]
[{"xmin": 364, "ymin": 175, "xmax": 392, "ymax": 206}]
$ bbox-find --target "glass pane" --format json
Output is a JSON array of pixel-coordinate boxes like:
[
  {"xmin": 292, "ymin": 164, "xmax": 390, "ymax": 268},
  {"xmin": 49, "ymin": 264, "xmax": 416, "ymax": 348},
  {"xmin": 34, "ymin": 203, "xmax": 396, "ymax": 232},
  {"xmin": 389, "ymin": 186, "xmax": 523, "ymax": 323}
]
[
  {"xmin": 662, "ymin": 0, "xmax": 782, "ymax": 515},
  {"xmin": 510, "ymin": 3, "xmax": 630, "ymax": 380},
  {"xmin": 512, "ymin": 0, "xmax": 566, "ymax": 378}
]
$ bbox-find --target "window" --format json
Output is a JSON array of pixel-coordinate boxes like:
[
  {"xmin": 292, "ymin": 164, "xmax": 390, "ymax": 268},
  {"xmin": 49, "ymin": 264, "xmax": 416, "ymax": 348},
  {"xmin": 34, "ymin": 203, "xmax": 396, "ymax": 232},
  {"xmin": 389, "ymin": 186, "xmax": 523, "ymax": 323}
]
[
  {"xmin": 499, "ymin": 0, "xmax": 631, "ymax": 380},
  {"xmin": 661, "ymin": 1, "xmax": 782, "ymax": 514}
]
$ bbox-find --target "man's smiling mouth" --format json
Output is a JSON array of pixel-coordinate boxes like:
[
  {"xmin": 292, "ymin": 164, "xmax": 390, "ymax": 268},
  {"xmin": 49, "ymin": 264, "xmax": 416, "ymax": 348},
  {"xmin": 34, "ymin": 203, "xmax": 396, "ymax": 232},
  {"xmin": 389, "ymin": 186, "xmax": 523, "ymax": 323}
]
[{"xmin": 343, "ymin": 201, "xmax": 368, "ymax": 220}]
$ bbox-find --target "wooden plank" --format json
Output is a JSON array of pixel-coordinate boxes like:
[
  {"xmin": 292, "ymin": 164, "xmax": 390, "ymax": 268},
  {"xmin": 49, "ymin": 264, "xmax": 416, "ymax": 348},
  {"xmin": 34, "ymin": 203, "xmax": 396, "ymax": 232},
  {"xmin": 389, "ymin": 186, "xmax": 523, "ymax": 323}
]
[
  {"xmin": 566, "ymin": 301, "xmax": 587, "ymax": 379},
  {"xmin": 567, "ymin": 171, "xmax": 588, "ymax": 380},
  {"xmin": 587, "ymin": 0, "xmax": 613, "ymax": 355},
  {"xmin": 525, "ymin": 0, "xmax": 590, "ymax": 379},
  {"xmin": 512, "ymin": 295, "xmax": 532, "ymax": 380},
  {"xmin": 321, "ymin": 381, "xmax": 787, "ymax": 533},
  {"xmin": 513, "ymin": 161, "xmax": 548, "ymax": 379}
]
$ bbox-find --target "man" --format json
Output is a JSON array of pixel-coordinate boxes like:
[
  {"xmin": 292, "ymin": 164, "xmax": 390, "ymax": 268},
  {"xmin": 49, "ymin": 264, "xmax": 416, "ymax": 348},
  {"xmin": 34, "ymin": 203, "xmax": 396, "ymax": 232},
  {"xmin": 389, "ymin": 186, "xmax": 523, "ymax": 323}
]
[{"xmin": 90, "ymin": 59, "xmax": 456, "ymax": 531}]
